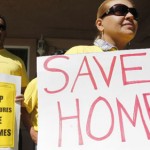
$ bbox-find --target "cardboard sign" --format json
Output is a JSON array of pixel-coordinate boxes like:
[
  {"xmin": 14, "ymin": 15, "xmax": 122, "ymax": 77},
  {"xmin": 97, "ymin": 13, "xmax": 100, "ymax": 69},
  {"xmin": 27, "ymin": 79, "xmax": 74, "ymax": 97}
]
[
  {"xmin": 0, "ymin": 74, "xmax": 21, "ymax": 150},
  {"xmin": 0, "ymin": 82, "xmax": 15, "ymax": 147},
  {"xmin": 37, "ymin": 49, "xmax": 150, "ymax": 150}
]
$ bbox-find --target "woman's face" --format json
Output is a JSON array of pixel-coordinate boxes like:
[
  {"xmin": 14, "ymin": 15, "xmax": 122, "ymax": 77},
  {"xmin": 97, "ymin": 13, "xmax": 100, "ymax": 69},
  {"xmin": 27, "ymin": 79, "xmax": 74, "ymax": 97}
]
[{"xmin": 97, "ymin": 0, "xmax": 138, "ymax": 44}]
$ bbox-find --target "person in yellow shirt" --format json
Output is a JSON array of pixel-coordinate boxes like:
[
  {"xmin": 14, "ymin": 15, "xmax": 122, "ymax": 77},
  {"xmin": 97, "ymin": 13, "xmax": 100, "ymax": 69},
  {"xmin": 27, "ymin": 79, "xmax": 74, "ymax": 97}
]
[
  {"xmin": 0, "ymin": 15, "xmax": 29, "ymax": 150},
  {"xmin": 21, "ymin": 51, "xmax": 67, "ymax": 149},
  {"xmin": 21, "ymin": 0, "xmax": 138, "ymax": 149},
  {"xmin": 21, "ymin": 78, "xmax": 38, "ymax": 149},
  {"xmin": 0, "ymin": 15, "xmax": 29, "ymax": 99}
]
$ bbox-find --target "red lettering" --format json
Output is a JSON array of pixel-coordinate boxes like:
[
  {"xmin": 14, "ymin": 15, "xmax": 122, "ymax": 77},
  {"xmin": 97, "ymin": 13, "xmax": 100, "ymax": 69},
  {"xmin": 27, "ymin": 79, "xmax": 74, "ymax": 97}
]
[
  {"xmin": 44, "ymin": 55, "xmax": 69, "ymax": 94},
  {"xmin": 86, "ymin": 96, "xmax": 114, "ymax": 140},
  {"xmin": 71, "ymin": 56, "xmax": 97, "ymax": 92},
  {"xmin": 143, "ymin": 93, "xmax": 150, "ymax": 119},
  {"xmin": 57, "ymin": 99, "xmax": 83, "ymax": 147},
  {"xmin": 93, "ymin": 56, "xmax": 116, "ymax": 87},
  {"xmin": 120, "ymin": 52, "xmax": 150, "ymax": 85},
  {"xmin": 117, "ymin": 95, "xmax": 150, "ymax": 142}
]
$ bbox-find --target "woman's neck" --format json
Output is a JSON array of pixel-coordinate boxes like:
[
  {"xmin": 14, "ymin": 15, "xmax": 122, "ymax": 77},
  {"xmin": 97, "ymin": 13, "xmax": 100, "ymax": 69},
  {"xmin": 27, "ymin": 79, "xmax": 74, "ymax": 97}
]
[{"xmin": 101, "ymin": 35, "xmax": 129, "ymax": 50}]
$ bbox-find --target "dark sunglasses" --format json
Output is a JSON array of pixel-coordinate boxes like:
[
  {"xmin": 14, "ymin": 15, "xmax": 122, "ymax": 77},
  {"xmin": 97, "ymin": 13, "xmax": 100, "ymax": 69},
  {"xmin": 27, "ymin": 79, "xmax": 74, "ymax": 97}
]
[
  {"xmin": 0, "ymin": 24, "xmax": 6, "ymax": 31},
  {"xmin": 101, "ymin": 4, "xmax": 138, "ymax": 21}
]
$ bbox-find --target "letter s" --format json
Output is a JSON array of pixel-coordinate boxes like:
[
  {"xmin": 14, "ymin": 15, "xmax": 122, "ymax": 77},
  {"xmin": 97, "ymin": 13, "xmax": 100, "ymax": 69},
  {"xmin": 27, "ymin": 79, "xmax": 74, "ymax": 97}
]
[{"xmin": 44, "ymin": 55, "xmax": 69, "ymax": 94}]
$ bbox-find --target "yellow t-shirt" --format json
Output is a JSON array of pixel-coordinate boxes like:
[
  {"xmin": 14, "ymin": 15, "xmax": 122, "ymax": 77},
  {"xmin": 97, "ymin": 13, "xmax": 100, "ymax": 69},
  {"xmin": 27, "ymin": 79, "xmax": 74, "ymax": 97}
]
[
  {"xmin": 0, "ymin": 49, "xmax": 29, "ymax": 88},
  {"xmin": 23, "ymin": 78, "xmax": 38, "ymax": 131},
  {"xmin": 65, "ymin": 45, "xmax": 103, "ymax": 54}
]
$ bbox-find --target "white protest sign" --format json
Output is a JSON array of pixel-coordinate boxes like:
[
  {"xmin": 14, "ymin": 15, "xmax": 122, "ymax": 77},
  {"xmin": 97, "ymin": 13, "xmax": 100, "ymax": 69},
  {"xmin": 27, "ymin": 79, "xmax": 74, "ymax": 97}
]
[
  {"xmin": 0, "ymin": 74, "xmax": 21, "ymax": 150},
  {"xmin": 37, "ymin": 49, "xmax": 150, "ymax": 150}
]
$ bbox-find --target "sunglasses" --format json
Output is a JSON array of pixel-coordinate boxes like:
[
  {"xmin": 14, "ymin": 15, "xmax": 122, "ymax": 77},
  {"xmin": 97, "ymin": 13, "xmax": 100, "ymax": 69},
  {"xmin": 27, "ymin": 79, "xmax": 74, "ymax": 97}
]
[
  {"xmin": 101, "ymin": 4, "xmax": 138, "ymax": 21},
  {"xmin": 0, "ymin": 24, "xmax": 6, "ymax": 31}
]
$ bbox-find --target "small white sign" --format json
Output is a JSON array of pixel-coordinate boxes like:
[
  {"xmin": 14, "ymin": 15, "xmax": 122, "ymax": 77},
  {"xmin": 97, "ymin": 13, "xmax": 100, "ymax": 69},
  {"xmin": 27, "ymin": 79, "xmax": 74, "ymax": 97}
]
[{"xmin": 0, "ymin": 74, "xmax": 21, "ymax": 150}]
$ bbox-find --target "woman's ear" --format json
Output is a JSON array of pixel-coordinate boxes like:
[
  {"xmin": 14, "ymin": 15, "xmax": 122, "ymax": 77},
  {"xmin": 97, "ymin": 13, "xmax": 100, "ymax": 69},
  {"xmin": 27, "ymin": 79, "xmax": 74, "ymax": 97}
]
[{"xmin": 95, "ymin": 18, "xmax": 104, "ymax": 32}]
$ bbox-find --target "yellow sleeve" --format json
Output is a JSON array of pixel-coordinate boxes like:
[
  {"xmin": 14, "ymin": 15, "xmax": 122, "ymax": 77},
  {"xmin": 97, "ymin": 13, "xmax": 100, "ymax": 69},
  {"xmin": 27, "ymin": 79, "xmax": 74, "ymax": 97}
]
[{"xmin": 23, "ymin": 78, "xmax": 38, "ymax": 113}]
